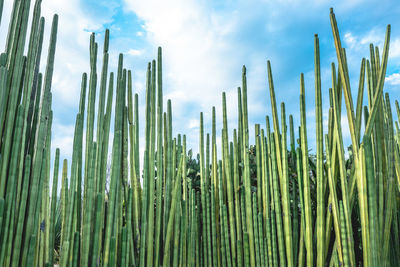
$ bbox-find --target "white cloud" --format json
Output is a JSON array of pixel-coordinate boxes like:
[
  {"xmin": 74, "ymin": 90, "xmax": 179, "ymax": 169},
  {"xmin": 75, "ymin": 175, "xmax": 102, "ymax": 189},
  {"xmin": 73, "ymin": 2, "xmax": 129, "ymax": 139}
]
[
  {"xmin": 127, "ymin": 48, "xmax": 143, "ymax": 56},
  {"xmin": 389, "ymin": 38, "xmax": 400, "ymax": 58},
  {"xmin": 123, "ymin": 0, "xmax": 240, "ymax": 113},
  {"xmin": 344, "ymin": 32, "xmax": 357, "ymax": 49},
  {"xmin": 188, "ymin": 119, "xmax": 199, "ymax": 130},
  {"xmin": 122, "ymin": 0, "xmax": 246, "ymax": 154},
  {"xmin": 343, "ymin": 28, "xmax": 386, "ymax": 52},
  {"xmin": 386, "ymin": 73, "xmax": 400, "ymax": 85}
]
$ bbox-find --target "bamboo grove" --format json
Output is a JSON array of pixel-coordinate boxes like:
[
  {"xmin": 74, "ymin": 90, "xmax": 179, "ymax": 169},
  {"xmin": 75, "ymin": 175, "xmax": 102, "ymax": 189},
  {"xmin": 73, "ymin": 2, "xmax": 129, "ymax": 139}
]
[{"xmin": 0, "ymin": 0, "xmax": 399, "ymax": 266}]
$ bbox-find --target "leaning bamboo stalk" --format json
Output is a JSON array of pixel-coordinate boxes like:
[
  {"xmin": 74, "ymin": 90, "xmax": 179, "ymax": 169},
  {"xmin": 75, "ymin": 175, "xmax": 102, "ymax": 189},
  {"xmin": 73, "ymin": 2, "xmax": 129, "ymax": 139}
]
[{"xmin": 280, "ymin": 103, "xmax": 294, "ymax": 267}]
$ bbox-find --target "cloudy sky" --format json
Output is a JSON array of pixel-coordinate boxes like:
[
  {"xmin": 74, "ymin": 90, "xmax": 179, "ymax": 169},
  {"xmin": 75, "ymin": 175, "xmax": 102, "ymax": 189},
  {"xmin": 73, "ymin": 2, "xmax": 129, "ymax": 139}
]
[{"xmin": 1, "ymin": 0, "xmax": 400, "ymax": 164}]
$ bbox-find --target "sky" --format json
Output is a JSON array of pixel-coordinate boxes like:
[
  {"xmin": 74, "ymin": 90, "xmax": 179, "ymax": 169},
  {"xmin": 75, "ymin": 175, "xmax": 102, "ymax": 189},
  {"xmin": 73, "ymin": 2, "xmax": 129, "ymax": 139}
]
[{"xmin": 1, "ymin": 0, "xmax": 400, "ymax": 169}]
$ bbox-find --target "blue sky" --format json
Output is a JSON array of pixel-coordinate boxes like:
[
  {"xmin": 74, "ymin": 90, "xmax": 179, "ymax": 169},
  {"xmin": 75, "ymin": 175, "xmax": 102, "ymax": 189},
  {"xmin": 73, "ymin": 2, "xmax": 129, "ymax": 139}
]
[{"xmin": 1, "ymin": 0, "xmax": 400, "ymax": 163}]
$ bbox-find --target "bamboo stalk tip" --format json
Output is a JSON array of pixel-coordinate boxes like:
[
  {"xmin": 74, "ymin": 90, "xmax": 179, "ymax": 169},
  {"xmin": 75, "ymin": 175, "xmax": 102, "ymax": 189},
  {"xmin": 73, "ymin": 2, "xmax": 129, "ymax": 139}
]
[{"xmin": 330, "ymin": 7, "xmax": 334, "ymax": 13}]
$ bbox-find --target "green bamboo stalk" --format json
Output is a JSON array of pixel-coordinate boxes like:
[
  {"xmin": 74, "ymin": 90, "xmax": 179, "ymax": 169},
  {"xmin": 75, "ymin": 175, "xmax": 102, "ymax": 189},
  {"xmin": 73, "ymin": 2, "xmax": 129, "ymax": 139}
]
[
  {"xmin": 91, "ymin": 193, "xmax": 103, "ymax": 266},
  {"xmin": 329, "ymin": 8, "xmax": 359, "ymax": 156},
  {"xmin": 241, "ymin": 65, "xmax": 256, "ymax": 267},
  {"xmin": 83, "ymin": 34, "xmax": 97, "ymax": 237},
  {"xmin": 363, "ymin": 136, "xmax": 378, "ymax": 267},
  {"xmin": 299, "ymin": 73, "xmax": 313, "ymax": 267},
  {"xmin": 339, "ymin": 201, "xmax": 350, "ymax": 267},
  {"xmin": 146, "ymin": 59, "xmax": 156, "ymax": 267},
  {"xmin": 382, "ymin": 93, "xmax": 395, "ymax": 266},
  {"xmin": 188, "ymin": 188, "xmax": 195, "ymax": 267},
  {"xmin": 72, "ymin": 232, "xmax": 79, "ymax": 267},
  {"xmin": 289, "ymin": 115, "xmax": 299, "ymax": 266},
  {"xmin": 270, "ymin": 132, "xmax": 287, "ymax": 266},
  {"xmin": 210, "ymin": 169, "xmax": 219, "ymax": 267},
  {"xmin": 127, "ymin": 188, "xmax": 136, "ymax": 266},
  {"xmin": 82, "ymin": 142, "xmax": 97, "ymax": 266},
  {"xmin": 154, "ymin": 47, "xmax": 163, "ymax": 267},
  {"xmin": 180, "ymin": 197, "xmax": 187, "ymax": 267},
  {"xmin": 222, "ymin": 204, "xmax": 232, "ymax": 267},
  {"xmin": 1, "ymin": 105, "xmax": 24, "ymax": 266},
  {"xmin": 60, "ymin": 159, "xmax": 68, "ymax": 247},
  {"xmin": 355, "ymin": 59, "xmax": 366, "ymax": 142},
  {"xmin": 139, "ymin": 62, "xmax": 151, "ymax": 267},
  {"xmin": 252, "ymin": 193, "xmax": 261, "ymax": 266},
  {"xmin": 314, "ymin": 34, "xmax": 325, "ymax": 267},
  {"xmin": 213, "ymin": 139, "xmax": 222, "ymax": 267},
  {"xmin": 128, "ymin": 81, "xmax": 140, "ymax": 246},
  {"xmin": 267, "ymin": 61, "xmax": 283, "ymax": 181},
  {"xmin": 255, "ymin": 124, "xmax": 262, "ymax": 214},
  {"xmin": 358, "ymin": 139, "xmax": 371, "ymax": 267},
  {"xmin": 364, "ymin": 26, "xmax": 390, "ymax": 138},
  {"xmin": 222, "ymin": 92, "xmax": 237, "ymax": 265},
  {"xmin": 121, "ymin": 227, "xmax": 128, "ymax": 267},
  {"xmin": 162, "ymin": 155, "xmax": 184, "ymax": 265},
  {"xmin": 205, "ymin": 133, "xmax": 212, "ymax": 267},
  {"xmin": 241, "ymin": 187, "xmax": 250, "ymax": 267},
  {"xmin": 48, "ymin": 148, "xmax": 59, "ymax": 266},
  {"xmin": 11, "ymin": 154, "xmax": 31, "ymax": 267},
  {"xmin": 325, "ymin": 134, "xmax": 343, "ymax": 264},
  {"xmin": 103, "ymin": 130, "xmax": 122, "ymax": 266},
  {"xmin": 331, "ymin": 79, "xmax": 356, "ymax": 267},
  {"xmin": 163, "ymin": 100, "xmax": 173, "ymax": 246},
  {"xmin": 182, "ymin": 136, "xmax": 188, "ymax": 266},
  {"xmin": 172, "ymin": 194, "xmax": 181, "ymax": 267},
  {"xmin": 60, "ymin": 188, "xmax": 76, "ymax": 267},
  {"xmin": 76, "ymin": 73, "xmax": 86, "ymax": 236},
  {"xmin": 280, "ymin": 102, "xmax": 294, "ymax": 267},
  {"xmin": 261, "ymin": 130, "xmax": 273, "ymax": 267},
  {"xmin": 234, "ymin": 129, "xmax": 243, "ymax": 267},
  {"xmin": 267, "ymin": 116, "xmax": 279, "ymax": 267},
  {"xmin": 94, "ymin": 29, "xmax": 109, "ymax": 192},
  {"xmin": 100, "ymin": 71, "xmax": 112, "ymax": 195},
  {"xmin": 199, "ymin": 111, "xmax": 209, "ymax": 267},
  {"xmin": 26, "ymin": 235, "xmax": 37, "ymax": 267},
  {"xmin": 257, "ymin": 212, "xmax": 266, "ymax": 267},
  {"xmin": 109, "ymin": 236, "xmax": 116, "ymax": 267}
]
